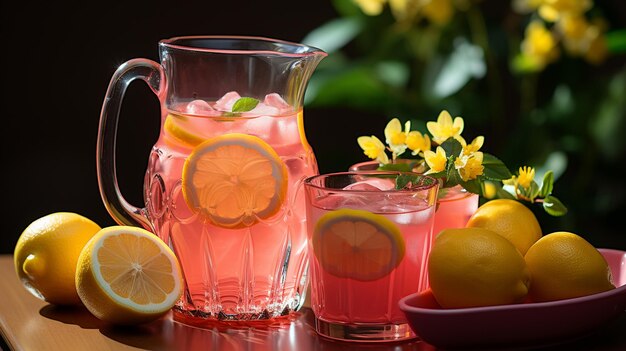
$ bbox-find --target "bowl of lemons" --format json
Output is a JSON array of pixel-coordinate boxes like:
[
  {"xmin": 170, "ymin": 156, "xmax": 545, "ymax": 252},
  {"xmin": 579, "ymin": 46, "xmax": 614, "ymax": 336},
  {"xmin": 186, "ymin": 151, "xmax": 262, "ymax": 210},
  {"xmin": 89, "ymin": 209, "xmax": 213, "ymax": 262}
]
[{"xmin": 399, "ymin": 200, "xmax": 626, "ymax": 349}]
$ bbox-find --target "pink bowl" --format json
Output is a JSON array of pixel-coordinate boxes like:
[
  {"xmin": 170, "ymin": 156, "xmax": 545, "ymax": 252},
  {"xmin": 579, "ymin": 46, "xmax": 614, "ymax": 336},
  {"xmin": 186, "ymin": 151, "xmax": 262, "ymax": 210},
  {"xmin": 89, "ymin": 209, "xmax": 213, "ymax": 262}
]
[{"xmin": 399, "ymin": 248, "xmax": 626, "ymax": 349}]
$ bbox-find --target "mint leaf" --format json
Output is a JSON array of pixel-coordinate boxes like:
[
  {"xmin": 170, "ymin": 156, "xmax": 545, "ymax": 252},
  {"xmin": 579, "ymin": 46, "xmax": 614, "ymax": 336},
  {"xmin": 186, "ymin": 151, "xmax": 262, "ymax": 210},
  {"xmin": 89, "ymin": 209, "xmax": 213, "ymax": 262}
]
[
  {"xmin": 540, "ymin": 171, "xmax": 554, "ymax": 197},
  {"xmin": 543, "ymin": 195, "xmax": 568, "ymax": 216},
  {"xmin": 232, "ymin": 97, "xmax": 260, "ymax": 112},
  {"xmin": 482, "ymin": 153, "xmax": 513, "ymax": 180}
]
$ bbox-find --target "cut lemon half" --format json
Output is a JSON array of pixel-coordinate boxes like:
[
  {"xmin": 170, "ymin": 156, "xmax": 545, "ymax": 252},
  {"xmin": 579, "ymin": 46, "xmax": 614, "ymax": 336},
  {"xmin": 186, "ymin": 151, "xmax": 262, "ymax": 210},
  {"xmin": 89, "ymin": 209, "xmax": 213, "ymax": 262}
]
[
  {"xmin": 182, "ymin": 133, "xmax": 288, "ymax": 228},
  {"xmin": 163, "ymin": 113, "xmax": 206, "ymax": 148},
  {"xmin": 75, "ymin": 226, "xmax": 183, "ymax": 325},
  {"xmin": 313, "ymin": 209, "xmax": 405, "ymax": 281}
]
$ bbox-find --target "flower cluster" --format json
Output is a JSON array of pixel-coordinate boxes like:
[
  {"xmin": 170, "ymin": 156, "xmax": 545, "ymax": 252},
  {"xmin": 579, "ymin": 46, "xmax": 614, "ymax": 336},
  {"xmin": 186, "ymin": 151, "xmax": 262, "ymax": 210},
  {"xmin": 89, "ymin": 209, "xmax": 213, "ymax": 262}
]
[
  {"xmin": 514, "ymin": 0, "xmax": 609, "ymax": 70},
  {"xmin": 353, "ymin": 0, "xmax": 460, "ymax": 26},
  {"xmin": 357, "ymin": 111, "xmax": 568, "ymax": 216}
]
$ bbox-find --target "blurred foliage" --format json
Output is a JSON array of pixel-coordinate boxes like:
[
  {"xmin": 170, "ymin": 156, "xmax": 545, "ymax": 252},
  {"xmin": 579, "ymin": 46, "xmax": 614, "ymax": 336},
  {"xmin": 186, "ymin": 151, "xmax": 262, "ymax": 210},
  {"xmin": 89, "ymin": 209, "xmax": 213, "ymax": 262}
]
[{"xmin": 302, "ymin": 0, "xmax": 625, "ymax": 245}]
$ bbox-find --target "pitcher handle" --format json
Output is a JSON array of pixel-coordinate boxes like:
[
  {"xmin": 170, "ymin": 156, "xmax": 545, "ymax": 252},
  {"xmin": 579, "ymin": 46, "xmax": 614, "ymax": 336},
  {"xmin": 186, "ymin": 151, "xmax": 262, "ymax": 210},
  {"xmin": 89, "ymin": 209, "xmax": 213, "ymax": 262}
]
[{"xmin": 96, "ymin": 59, "xmax": 164, "ymax": 229}]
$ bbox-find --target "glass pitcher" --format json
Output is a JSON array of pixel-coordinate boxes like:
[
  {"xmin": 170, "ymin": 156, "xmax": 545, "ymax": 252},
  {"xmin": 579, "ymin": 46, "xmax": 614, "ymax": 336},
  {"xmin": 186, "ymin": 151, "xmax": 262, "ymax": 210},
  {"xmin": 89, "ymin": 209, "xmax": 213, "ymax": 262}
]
[{"xmin": 97, "ymin": 36, "xmax": 326, "ymax": 325}]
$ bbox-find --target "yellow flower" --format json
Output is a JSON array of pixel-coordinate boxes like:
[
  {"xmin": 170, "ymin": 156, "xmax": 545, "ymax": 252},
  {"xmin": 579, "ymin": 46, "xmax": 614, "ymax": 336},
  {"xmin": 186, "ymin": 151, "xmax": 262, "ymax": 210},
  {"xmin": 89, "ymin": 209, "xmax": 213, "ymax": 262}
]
[
  {"xmin": 454, "ymin": 151, "xmax": 484, "ymax": 181},
  {"xmin": 357, "ymin": 135, "xmax": 390, "ymax": 164},
  {"xmin": 353, "ymin": 0, "xmax": 388, "ymax": 16},
  {"xmin": 556, "ymin": 15, "xmax": 608, "ymax": 63},
  {"xmin": 521, "ymin": 20, "xmax": 560, "ymax": 69},
  {"xmin": 458, "ymin": 135, "xmax": 484, "ymax": 155},
  {"xmin": 384, "ymin": 118, "xmax": 409, "ymax": 156},
  {"xmin": 424, "ymin": 146, "xmax": 447, "ymax": 174},
  {"xmin": 538, "ymin": 0, "xmax": 592, "ymax": 22},
  {"xmin": 422, "ymin": 0, "xmax": 454, "ymax": 26},
  {"xmin": 426, "ymin": 110, "xmax": 464, "ymax": 144},
  {"xmin": 406, "ymin": 131, "xmax": 431, "ymax": 156},
  {"xmin": 517, "ymin": 166, "xmax": 536, "ymax": 189}
]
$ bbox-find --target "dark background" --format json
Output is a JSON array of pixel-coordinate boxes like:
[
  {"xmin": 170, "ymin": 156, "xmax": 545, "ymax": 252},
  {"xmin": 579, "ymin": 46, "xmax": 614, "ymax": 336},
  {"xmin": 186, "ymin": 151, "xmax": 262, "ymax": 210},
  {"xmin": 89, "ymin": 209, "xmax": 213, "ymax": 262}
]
[
  {"xmin": 1, "ymin": 1, "xmax": 378, "ymax": 254},
  {"xmin": 2, "ymin": 1, "xmax": 624, "ymax": 254}
]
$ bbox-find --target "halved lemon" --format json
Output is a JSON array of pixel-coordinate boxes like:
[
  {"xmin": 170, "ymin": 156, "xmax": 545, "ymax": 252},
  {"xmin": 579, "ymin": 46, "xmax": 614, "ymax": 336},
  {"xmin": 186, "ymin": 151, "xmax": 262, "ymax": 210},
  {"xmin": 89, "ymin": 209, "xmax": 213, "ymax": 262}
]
[
  {"xmin": 313, "ymin": 209, "xmax": 405, "ymax": 281},
  {"xmin": 182, "ymin": 133, "xmax": 288, "ymax": 228},
  {"xmin": 75, "ymin": 226, "xmax": 183, "ymax": 325}
]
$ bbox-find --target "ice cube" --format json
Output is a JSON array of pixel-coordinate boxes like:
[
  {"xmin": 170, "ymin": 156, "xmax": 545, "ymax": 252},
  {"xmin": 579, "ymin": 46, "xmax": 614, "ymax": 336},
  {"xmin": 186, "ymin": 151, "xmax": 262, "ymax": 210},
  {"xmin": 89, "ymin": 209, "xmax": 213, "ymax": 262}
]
[
  {"xmin": 243, "ymin": 102, "xmax": 280, "ymax": 116},
  {"xmin": 264, "ymin": 93, "xmax": 291, "ymax": 112},
  {"xmin": 343, "ymin": 178, "xmax": 395, "ymax": 191},
  {"xmin": 214, "ymin": 91, "xmax": 241, "ymax": 111},
  {"xmin": 186, "ymin": 99, "xmax": 214, "ymax": 115}
]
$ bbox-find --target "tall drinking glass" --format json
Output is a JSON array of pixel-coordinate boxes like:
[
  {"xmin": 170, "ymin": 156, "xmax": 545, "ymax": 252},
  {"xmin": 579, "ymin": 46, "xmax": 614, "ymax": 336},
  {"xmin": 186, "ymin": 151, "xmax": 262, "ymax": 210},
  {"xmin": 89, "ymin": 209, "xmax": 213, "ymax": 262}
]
[{"xmin": 304, "ymin": 172, "xmax": 439, "ymax": 342}]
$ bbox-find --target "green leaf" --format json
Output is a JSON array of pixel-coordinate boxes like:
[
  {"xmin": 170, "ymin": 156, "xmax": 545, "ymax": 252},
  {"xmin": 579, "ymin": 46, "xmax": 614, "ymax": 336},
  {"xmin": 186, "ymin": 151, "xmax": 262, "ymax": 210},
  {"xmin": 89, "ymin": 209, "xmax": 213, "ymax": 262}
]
[
  {"xmin": 232, "ymin": 97, "xmax": 259, "ymax": 112},
  {"xmin": 440, "ymin": 138, "xmax": 462, "ymax": 158},
  {"xmin": 606, "ymin": 29, "xmax": 626, "ymax": 53},
  {"xmin": 495, "ymin": 185, "xmax": 517, "ymax": 200},
  {"xmin": 378, "ymin": 162, "xmax": 414, "ymax": 172},
  {"xmin": 395, "ymin": 174, "xmax": 438, "ymax": 190},
  {"xmin": 425, "ymin": 38, "xmax": 486, "ymax": 99},
  {"xmin": 540, "ymin": 171, "xmax": 554, "ymax": 197},
  {"xmin": 304, "ymin": 65, "xmax": 394, "ymax": 108},
  {"xmin": 482, "ymin": 153, "xmax": 513, "ymax": 180},
  {"xmin": 459, "ymin": 178, "xmax": 482, "ymax": 195},
  {"xmin": 543, "ymin": 195, "xmax": 568, "ymax": 216},
  {"xmin": 301, "ymin": 17, "xmax": 362, "ymax": 54},
  {"xmin": 445, "ymin": 159, "xmax": 463, "ymax": 188}
]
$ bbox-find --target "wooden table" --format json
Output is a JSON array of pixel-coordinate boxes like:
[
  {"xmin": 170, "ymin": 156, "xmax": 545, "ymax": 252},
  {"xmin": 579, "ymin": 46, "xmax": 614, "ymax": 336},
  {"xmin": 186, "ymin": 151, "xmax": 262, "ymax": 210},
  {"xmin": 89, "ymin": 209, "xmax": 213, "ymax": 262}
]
[{"xmin": 1, "ymin": 255, "xmax": 624, "ymax": 351}]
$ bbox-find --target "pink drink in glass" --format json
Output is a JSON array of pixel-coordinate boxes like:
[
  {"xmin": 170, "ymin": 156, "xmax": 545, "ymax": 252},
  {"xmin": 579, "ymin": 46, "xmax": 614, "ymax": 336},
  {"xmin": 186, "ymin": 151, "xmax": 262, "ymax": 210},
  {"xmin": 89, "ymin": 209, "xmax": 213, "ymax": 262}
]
[
  {"xmin": 146, "ymin": 94, "xmax": 317, "ymax": 322},
  {"xmin": 304, "ymin": 172, "xmax": 438, "ymax": 342},
  {"xmin": 349, "ymin": 160, "xmax": 478, "ymax": 235}
]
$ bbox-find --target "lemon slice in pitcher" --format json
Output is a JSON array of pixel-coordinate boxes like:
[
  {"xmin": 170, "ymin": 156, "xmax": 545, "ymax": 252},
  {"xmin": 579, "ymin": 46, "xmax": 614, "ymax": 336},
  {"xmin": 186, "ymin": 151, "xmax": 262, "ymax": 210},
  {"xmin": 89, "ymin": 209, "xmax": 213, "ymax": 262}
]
[
  {"xmin": 163, "ymin": 114, "xmax": 206, "ymax": 148},
  {"xmin": 313, "ymin": 209, "xmax": 405, "ymax": 281},
  {"xmin": 182, "ymin": 133, "xmax": 288, "ymax": 228}
]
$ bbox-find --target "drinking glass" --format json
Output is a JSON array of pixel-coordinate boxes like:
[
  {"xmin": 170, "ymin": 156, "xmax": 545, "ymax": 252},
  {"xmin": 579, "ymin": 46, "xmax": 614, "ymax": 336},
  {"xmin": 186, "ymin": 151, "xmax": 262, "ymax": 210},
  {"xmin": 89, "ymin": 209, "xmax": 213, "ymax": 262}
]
[
  {"xmin": 350, "ymin": 160, "xmax": 479, "ymax": 236},
  {"xmin": 303, "ymin": 171, "xmax": 439, "ymax": 342}
]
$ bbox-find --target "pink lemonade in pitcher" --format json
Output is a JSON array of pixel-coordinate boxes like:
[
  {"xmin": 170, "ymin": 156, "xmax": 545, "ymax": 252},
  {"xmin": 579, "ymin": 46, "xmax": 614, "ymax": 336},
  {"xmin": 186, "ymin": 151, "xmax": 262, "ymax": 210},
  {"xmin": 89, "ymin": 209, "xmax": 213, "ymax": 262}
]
[{"xmin": 145, "ymin": 91, "xmax": 317, "ymax": 320}]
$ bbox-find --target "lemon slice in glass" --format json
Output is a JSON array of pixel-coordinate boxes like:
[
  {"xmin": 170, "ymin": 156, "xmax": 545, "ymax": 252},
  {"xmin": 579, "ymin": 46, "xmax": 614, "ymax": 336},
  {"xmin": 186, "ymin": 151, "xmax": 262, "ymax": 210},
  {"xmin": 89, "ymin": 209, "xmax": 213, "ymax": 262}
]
[{"xmin": 313, "ymin": 208, "xmax": 405, "ymax": 281}]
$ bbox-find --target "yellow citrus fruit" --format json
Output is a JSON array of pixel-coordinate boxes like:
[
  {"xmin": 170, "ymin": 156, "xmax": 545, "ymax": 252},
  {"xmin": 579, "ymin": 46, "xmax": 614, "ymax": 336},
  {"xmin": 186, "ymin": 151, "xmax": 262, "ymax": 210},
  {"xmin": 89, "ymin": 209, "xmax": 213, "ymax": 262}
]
[
  {"xmin": 313, "ymin": 208, "xmax": 405, "ymax": 281},
  {"xmin": 75, "ymin": 226, "xmax": 183, "ymax": 325},
  {"xmin": 182, "ymin": 133, "xmax": 288, "ymax": 228},
  {"xmin": 163, "ymin": 113, "xmax": 206, "ymax": 148},
  {"xmin": 14, "ymin": 212, "xmax": 101, "ymax": 305},
  {"xmin": 466, "ymin": 199, "xmax": 542, "ymax": 255},
  {"xmin": 524, "ymin": 231, "xmax": 615, "ymax": 302},
  {"xmin": 428, "ymin": 227, "xmax": 531, "ymax": 308}
]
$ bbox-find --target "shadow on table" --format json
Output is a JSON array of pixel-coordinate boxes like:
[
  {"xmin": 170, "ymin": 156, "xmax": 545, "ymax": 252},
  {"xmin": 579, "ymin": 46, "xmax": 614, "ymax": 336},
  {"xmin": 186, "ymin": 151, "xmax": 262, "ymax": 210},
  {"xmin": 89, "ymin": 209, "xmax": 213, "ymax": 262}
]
[{"xmin": 39, "ymin": 304, "xmax": 104, "ymax": 329}]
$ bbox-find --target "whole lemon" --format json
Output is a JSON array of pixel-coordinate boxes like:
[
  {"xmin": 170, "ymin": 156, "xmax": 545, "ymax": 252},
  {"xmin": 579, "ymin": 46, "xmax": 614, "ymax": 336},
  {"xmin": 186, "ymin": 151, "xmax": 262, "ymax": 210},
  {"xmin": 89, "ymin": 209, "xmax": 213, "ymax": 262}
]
[
  {"xmin": 524, "ymin": 232, "xmax": 615, "ymax": 302},
  {"xmin": 14, "ymin": 212, "xmax": 101, "ymax": 305},
  {"xmin": 466, "ymin": 199, "xmax": 542, "ymax": 255},
  {"xmin": 428, "ymin": 227, "xmax": 531, "ymax": 308}
]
